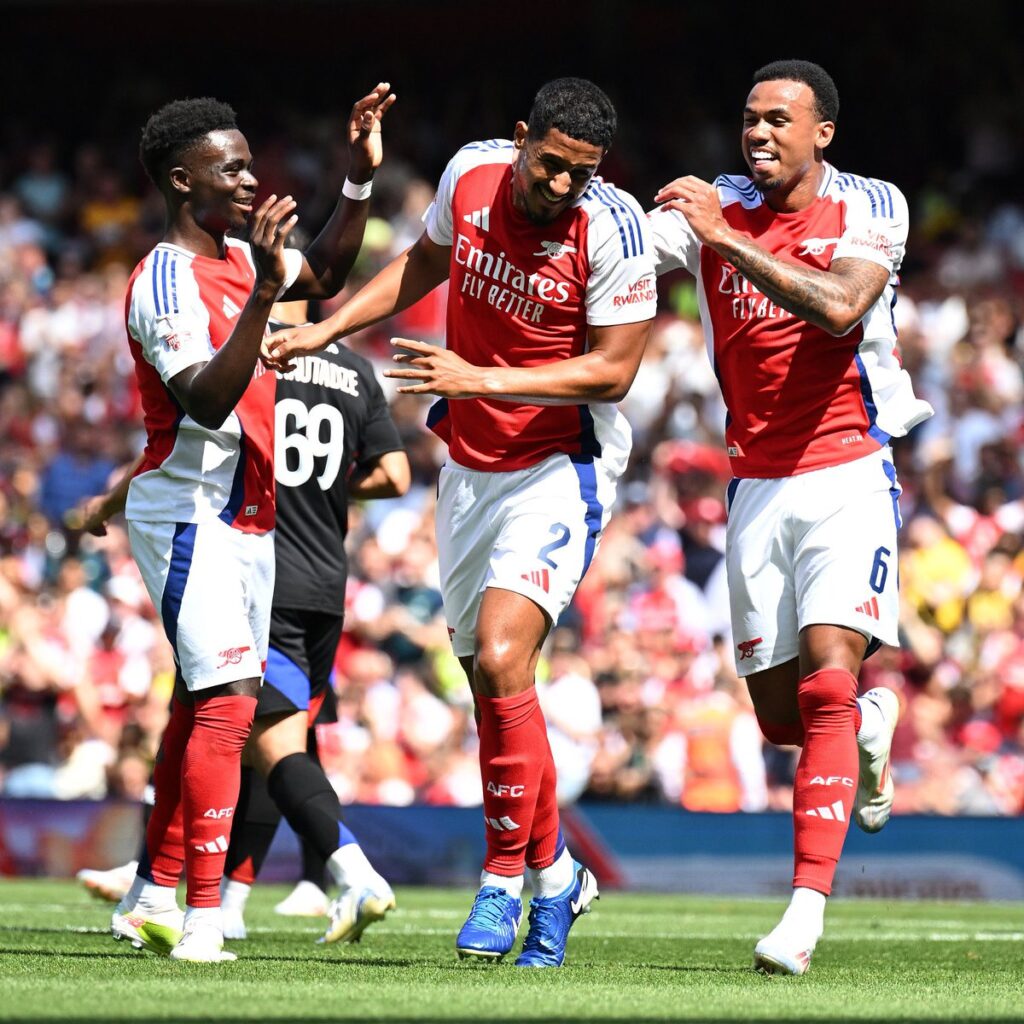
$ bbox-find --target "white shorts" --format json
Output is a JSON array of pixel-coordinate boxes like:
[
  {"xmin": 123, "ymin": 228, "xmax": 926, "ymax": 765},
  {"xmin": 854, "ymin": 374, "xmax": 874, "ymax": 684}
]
[
  {"xmin": 725, "ymin": 448, "xmax": 902, "ymax": 677},
  {"xmin": 129, "ymin": 518, "xmax": 274, "ymax": 691},
  {"xmin": 437, "ymin": 453, "xmax": 619, "ymax": 658}
]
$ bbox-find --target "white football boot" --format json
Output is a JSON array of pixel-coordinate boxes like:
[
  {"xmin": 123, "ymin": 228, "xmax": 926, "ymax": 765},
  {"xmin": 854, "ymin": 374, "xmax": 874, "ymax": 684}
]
[
  {"xmin": 321, "ymin": 875, "xmax": 396, "ymax": 944},
  {"xmin": 753, "ymin": 887, "xmax": 824, "ymax": 976},
  {"xmin": 169, "ymin": 914, "xmax": 237, "ymax": 962},
  {"xmin": 78, "ymin": 861, "xmax": 137, "ymax": 903},
  {"xmin": 855, "ymin": 687, "xmax": 900, "ymax": 833},
  {"xmin": 274, "ymin": 880, "xmax": 330, "ymax": 917},
  {"xmin": 111, "ymin": 903, "xmax": 185, "ymax": 955}
]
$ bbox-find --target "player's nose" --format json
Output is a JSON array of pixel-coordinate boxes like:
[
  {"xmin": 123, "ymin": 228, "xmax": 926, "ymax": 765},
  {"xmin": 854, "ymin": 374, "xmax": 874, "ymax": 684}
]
[{"xmin": 549, "ymin": 171, "xmax": 572, "ymax": 196}]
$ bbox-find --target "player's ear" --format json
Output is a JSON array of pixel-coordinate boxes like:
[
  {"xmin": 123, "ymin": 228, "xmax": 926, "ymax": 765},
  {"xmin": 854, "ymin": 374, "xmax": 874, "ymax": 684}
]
[
  {"xmin": 513, "ymin": 121, "xmax": 529, "ymax": 150},
  {"xmin": 816, "ymin": 121, "xmax": 835, "ymax": 151},
  {"xmin": 168, "ymin": 165, "xmax": 191, "ymax": 196}
]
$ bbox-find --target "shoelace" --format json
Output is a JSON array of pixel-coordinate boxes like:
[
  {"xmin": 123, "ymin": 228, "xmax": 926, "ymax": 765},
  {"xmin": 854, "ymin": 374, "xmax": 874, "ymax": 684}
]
[
  {"xmin": 469, "ymin": 889, "xmax": 514, "ymax": 929},
  {"xmin": 520, "ymin": 900, "xmax": 563, "ymax": 954}
]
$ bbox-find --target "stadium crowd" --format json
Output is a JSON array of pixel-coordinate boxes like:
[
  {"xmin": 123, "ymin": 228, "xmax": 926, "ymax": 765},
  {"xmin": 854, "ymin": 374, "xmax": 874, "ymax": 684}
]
[{"xmin": 1, "ymin": 110, "xmax": 1024, "ymax": 821}]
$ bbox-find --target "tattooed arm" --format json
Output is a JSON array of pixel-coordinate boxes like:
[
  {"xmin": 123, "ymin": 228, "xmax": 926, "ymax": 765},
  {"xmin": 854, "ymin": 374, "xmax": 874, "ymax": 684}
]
[{"xmin": 654, "ymin": 175, "xmax": 890, "ymax": 336}]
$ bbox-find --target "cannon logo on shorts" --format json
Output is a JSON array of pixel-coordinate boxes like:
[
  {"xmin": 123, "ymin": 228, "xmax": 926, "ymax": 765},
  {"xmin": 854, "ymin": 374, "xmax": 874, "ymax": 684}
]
[
  {"xmin": 216, "ymin": 645, "xmax": 251, "ymax": 668},
  {"xmin": 737, "ymin": 637, "xmax": 763, "ymax": 660}
]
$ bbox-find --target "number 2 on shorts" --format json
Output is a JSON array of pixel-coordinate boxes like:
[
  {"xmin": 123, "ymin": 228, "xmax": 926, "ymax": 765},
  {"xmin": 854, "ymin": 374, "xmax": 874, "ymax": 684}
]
[{"xmin": 538, "ymin": 523, "xmax": 570, "ymax": 569}]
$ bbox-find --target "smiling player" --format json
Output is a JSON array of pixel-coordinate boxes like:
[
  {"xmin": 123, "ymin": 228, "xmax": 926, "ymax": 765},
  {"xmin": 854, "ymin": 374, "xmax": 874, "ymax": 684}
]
[
  {"xmin": 110, "ymin": 84, "xmax": 393, "ymax": 962},
  {"xmin": 264, "ymin": 78, "xmax": 656, "ymax": 967},
  {"xmin": 648, "ymin": 60, "xmax": 933, "ymax": 974}
]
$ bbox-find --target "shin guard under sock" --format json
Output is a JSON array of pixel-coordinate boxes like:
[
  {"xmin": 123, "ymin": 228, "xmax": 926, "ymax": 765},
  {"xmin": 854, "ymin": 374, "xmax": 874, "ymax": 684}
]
[
  {"xmin": 477, "ymin": 689, "xmax": 548, "ymax": 876},
  {"xmin": 140, "ymin": 696, "xmax": 193, "ymax": 887},
  {"xmin": 792, "ymin": 668, "xmax": 859, "ymax": 895},
  {"xmin": 182, "ymin": 693, "xmax": 257, "ymax": 907}
]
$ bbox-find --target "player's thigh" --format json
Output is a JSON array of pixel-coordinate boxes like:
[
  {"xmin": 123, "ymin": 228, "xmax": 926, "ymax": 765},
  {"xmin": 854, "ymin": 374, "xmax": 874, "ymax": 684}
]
[
  {"xmin": 724, "ymin": 477, "xmax": 799, "ymax": 678},
  {"xmin": 485, "ymin": 453, "xmax": 618, "ymax": 633},
  {"xmin": 249, "ymin": 710, "xmax": 310, "ymax": 776},
  {"xmin": 794, "ymin": 451, "xmax": 901, "ymax": 650},
  {"xmin": 128, "ymin": 518, "xmax": 267, "ymax": 692}
]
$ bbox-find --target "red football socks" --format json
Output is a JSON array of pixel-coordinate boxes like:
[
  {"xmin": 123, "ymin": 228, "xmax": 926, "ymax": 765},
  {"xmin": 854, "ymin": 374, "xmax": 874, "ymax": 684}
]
[
  {"xmin": 477, "ymin": 689, "xmax": 554, "ymax": 876},
  {"xmin": 792, "ymin": 668, "xmax": 859, "ymax": 895},
  {"xmin": 181, "ymin": 693, "xmax": 257, "ymax": 907},
  {"xmin": 141, "ymin": 696, "xmax": 192, "ymax": 887},
  {"xmin": 526, "ymin": 732, "xmax": 561, "ymax": 870}
]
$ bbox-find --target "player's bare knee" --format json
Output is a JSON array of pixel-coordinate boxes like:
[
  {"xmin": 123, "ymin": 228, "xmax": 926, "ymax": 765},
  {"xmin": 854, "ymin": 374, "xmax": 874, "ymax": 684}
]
[
  {"xmin": 473, "ymin": 639, "xmax": 535, "ymax": 697},
  {"xmin": 250, "ymin": 711, "xmax": 306, "ymax": 775}
]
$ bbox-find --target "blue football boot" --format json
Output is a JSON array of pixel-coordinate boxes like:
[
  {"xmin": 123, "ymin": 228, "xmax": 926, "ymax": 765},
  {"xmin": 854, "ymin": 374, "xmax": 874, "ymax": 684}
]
[
  {"xmin": 455, "ymin": 886, "xmax": 522, "ymax": 961},
  {"xmin": 514, "ymin": 861, "xmax": 599, "ymax": 967}
]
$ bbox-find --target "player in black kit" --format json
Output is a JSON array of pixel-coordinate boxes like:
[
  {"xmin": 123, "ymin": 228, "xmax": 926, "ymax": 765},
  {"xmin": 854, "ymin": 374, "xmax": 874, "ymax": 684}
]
[{"xmin": 220, "ymin": 301, "xmax": 409, "ymax": 943}]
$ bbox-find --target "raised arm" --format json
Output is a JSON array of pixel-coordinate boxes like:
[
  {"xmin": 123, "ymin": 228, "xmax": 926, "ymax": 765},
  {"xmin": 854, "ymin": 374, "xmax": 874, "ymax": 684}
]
[
  {"xmin": 654, "ymin": 176, "xmax": 889, "ymax": 336},
  {"xmin": 265, "ymin": 232, "xmax": 451, "ymax": 365},
  {"xmin": 287, "ymin": 83, "xmax": 396, "ymax": 302},
  {"xmin": 385, "ymin": 316, "xmax": 653, "ymax": 405},
  {"xmin": 169, "ymin": 195, "xmax": 297, "ymax": 429}
]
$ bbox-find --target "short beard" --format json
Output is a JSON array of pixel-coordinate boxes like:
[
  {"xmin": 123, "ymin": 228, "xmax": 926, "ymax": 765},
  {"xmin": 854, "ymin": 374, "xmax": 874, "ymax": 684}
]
[{"xmin": 753, "ymin": 176, "xmax": 783, "ymax": 193}]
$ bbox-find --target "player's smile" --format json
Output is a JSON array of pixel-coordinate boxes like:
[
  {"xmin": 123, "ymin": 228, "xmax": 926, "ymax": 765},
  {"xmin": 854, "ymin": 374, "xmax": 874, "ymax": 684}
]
[
  {"xmin": 512, "ymin": 124, "xmax": 603, "ymax": 225},
  {"xmin": 182, "ymin": 129, "xmax": 258, "ymax": 232},
  {"xmin": 741, "ymin": 79, "xmax": 831, "ymax": 203}
]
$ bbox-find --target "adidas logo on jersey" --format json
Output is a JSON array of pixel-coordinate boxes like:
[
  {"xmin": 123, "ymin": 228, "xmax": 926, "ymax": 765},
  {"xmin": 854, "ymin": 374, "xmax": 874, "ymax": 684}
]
[
  {"xmin": 222, "ymin": 295, "xmax": 242, "ymax": 319},
  {"xmin": 534, "ymin": 240, "xmax": 577, "ymax": 260},
  {"xmin": 805, "ymin": 799, "xmax": 846, "ymax": 822},
  {"xmin": 856, "ymin": 597, "xmax": 880, "ymax": 619},
  {"xmin": 463, "ymin": 206, "xmax": 490, "ymax": 231}
]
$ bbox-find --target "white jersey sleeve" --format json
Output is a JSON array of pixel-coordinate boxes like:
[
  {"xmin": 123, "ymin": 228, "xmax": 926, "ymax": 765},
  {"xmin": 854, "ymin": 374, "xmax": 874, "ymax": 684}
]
[
  {"xmin": 831, "ymin": 177, "xmax": 908, "ymax": 277},
  {"xmin": 127, "ymin": 250, "xmax": 215, "ymax": 383},
  {"xmin": 423, "ymin": 140, "xmax": 516, "ymax": 247},
  {"xmin": 648, "ymin": 206, "xmax": 701, "ymax": 277},
  {"xmin": 582, "ymin": 182, "xmax": 657, "ymax": 326}
]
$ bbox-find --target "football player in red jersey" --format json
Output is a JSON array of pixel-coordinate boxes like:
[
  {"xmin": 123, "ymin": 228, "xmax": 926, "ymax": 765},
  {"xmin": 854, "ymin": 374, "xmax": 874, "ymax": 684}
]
[
  {"xmin": 649, "ymin": 60, "xmax": 931, "ymax": 974},
  {"xmin": 110, "ymin": 84, "xmax": 394, "ymax": 962},
  {"xmin": 266, "ymin": 78, "xmax": 656, "ymax": 967}
]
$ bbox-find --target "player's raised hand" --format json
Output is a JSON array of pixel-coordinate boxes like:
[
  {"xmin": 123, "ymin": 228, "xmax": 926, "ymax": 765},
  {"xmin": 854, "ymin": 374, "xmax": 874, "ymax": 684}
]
[
  {"xmin": 385, "ymin": 338, "xmax": 486, "ymax": 398},
  {"xmin": 347, "ymin": 82, "xmax": 397, "ymax": 180},
  {"xmin": 261, "ymin": 321, "xmax": 333, "ymax": 372},
  {"xmin": 655, "ymin": 176, "xmax": 729, "ymax": 247},
  {"xmin": 249, "ymin": 194, "xmax": 298, "ymax": 289}
]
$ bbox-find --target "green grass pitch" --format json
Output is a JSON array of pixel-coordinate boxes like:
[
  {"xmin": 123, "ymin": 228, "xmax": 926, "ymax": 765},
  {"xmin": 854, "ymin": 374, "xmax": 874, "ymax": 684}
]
[{"xmin": 0, "ymin": 879, "xmax": 1021, "ymax": 1022}]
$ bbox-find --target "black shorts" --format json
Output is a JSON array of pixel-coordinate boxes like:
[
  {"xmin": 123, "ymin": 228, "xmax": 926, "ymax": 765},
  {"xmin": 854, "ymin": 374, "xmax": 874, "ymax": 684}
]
[{"xmin": 257, "ymin": 607, "xmax": 344, "ymax": 719}]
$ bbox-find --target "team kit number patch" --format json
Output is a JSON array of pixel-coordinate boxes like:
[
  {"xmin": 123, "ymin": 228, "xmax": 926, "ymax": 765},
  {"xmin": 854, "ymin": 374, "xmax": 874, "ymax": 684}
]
[{"xmin": 276, "ymin": 399, "xmax": 345, "ymax": 490}]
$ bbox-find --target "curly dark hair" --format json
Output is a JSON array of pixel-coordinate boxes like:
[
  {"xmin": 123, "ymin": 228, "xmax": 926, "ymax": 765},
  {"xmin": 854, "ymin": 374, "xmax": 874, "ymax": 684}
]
[
  {"xmin": 526, "ymin": 77, "xmax": 617, "ymax": 151},
  {"xmin": 752, "ymin": 60, "xmax": 839, "ymax": 123},
  {"xmin": 139, "ymin": 97, "xmax": 239, "ymax": 185}
]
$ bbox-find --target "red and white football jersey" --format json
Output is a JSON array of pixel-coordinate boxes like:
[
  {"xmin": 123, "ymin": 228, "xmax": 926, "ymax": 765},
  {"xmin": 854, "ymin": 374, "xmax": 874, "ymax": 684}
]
[
  {"xmin": 650, "ymin": 164, "xmax": 932, "ymax": 478},
  {"xmin": 124, "ymin": 238, "xmax": 302, "ymax": 533},
  {"xmin": 423, "ymin": 139, "xmax": 657, "ymax": 474}
]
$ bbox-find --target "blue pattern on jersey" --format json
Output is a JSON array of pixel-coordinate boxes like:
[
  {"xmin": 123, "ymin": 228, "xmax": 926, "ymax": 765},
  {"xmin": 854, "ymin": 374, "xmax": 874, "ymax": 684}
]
[
  {"xmin": 218, "ymin": 427, "xmax": 248, "ymax": 524},
  {"xmin": 570, "ymin": 456, "xmax": 603, "ymax": 576},
  {"xmin": 835, "ymin": 173, "xmax": 893, "ymax": 218},
  {"xmin": 854, "ymin": 352, "xmax": 891, "ymax": 446}
]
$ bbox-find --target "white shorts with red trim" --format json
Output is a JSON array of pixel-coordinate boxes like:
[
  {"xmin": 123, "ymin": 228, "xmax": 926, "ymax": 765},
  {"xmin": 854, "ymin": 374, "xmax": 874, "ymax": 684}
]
[
  {"xmin": 128, "ymin": 517, "xmax": 274, "ymax": 691},
  {"xmin": 437, "ymin": 452, "xmax": 619, "ymax": 658},
  {"xmin": 725, "ymin": 447, "xmax": 902, "ymax": 677}
]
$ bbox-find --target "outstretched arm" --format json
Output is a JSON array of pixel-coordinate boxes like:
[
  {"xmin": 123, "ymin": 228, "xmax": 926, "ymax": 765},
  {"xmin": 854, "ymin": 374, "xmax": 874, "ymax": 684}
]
[
  {"xmin": 264, "ymin": 232, "xmax": 451, "ymax": 365},
  {"xmin": 288, "ymin": 83, "xmax": 396, "ymax": 301},
  {"xmin": 655, "ymin": 176, "xmax": 889, "ymax": 336},
  {"xmin": 385, "ymin": 317, "xmax": 654, "ymax": 405}
]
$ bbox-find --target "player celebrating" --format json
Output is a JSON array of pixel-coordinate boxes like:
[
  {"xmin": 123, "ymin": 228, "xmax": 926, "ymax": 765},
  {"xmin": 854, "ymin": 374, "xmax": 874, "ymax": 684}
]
[
  {"xmin": 111, "ymin": 84, "xmax": 394, "ymax": 962},
  {"xmin": 265, "ymin": 78, "xmax": 656, "ymax": 966},
  {"xmin": 648, "ymin": 60, "xmax": 932, "ymax": 974},
  {"xmin": 221, "ymin": 301, "xmax": 410, "ymax": 944}
]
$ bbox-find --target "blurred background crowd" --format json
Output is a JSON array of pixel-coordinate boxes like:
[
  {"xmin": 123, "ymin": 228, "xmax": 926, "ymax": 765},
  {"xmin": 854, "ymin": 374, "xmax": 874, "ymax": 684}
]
[{"xmin": 1, "ymin": 1, "xmax": 1023, "ymax": 819}]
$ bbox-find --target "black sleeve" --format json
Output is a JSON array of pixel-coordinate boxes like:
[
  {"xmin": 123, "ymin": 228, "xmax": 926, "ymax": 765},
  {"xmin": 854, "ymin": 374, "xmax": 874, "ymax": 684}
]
[{"xmin": 355, "ymin": 365, "xmax": 405, "ymax": 467}]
